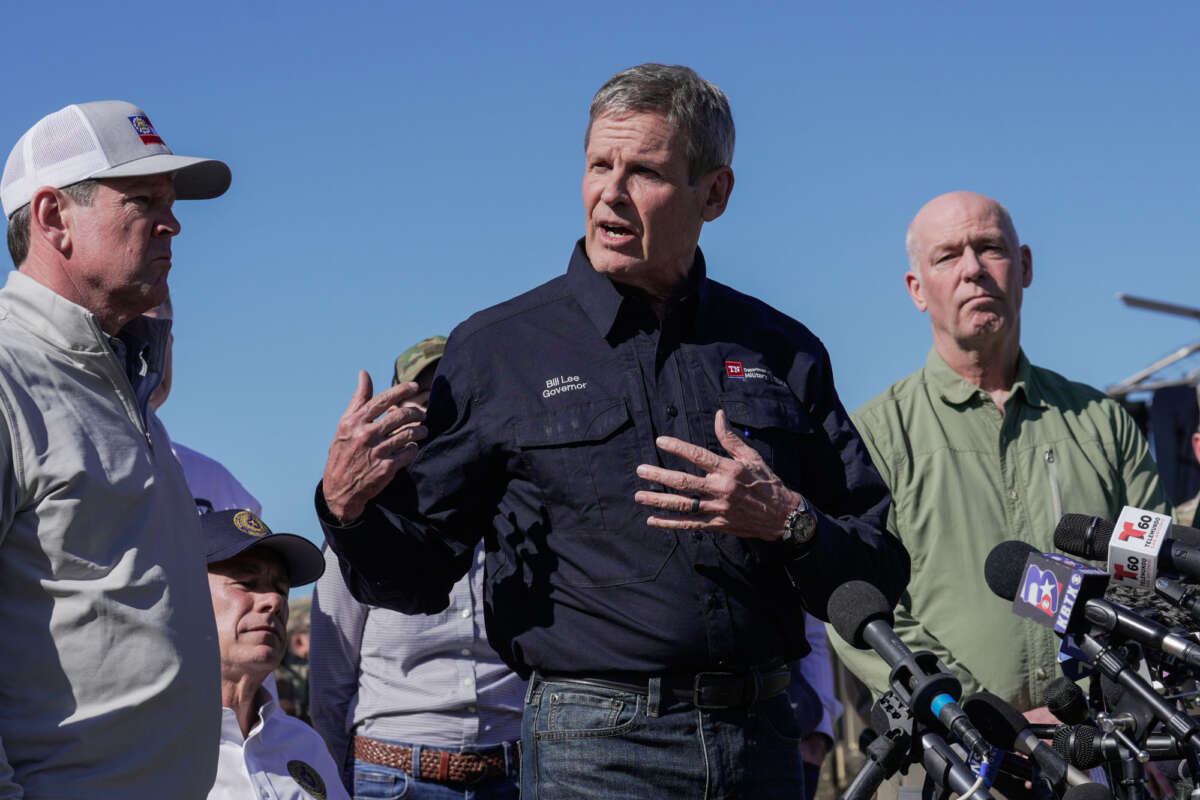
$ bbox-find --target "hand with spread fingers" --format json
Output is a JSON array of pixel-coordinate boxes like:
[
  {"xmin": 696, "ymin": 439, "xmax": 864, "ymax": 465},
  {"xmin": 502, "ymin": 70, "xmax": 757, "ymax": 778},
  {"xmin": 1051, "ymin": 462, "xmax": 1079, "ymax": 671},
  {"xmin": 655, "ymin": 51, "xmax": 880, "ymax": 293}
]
[
  {"xmin": 635, "ymin": 409, "xmax": 804, "ymax": 541},
  {"xmin": 322, "ymin": 370, "xmax": 428, "ymax": 524}
]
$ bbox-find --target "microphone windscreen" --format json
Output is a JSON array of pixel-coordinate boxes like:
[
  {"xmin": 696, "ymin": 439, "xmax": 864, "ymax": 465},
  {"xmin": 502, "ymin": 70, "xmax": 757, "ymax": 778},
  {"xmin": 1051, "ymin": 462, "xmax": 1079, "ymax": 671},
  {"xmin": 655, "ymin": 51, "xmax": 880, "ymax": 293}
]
[
  {"xmin": 1061, "ymin": 782, "xmax": 1113, "ymax": 800},
  {"xmin": 984, "ymin": 540, "xmax": 1040, "ymax": 601},
  {"xmin": 1044, "ymin": 677, "xmax": 1090, "ymax": 725},
  {"xmin": 962, "ymin": 691, "xmax": 1025, "ymax": 750},
  {"xmin": 1054, "ymin": 514, "xmax": 1111, "ymax": 559},
  {"xmin": 1068, "ymin": 725, "xmax": 1104, "ymax": 769},
  {"xmin": 828, "ymin": 581, "xmax": 894, "ymax": 649}
]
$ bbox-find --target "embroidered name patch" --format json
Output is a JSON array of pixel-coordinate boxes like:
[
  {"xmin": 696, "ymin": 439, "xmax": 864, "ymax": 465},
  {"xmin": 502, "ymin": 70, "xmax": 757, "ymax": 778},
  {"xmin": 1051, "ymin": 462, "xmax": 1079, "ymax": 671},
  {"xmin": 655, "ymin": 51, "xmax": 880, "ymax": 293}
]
[
  {"xmin": 543, "ymin": 374, "xmax": 588, "ymax": 398},
  {"xmin": 724, "ymin": 361, "xmax": 785, "ymax": 386}
]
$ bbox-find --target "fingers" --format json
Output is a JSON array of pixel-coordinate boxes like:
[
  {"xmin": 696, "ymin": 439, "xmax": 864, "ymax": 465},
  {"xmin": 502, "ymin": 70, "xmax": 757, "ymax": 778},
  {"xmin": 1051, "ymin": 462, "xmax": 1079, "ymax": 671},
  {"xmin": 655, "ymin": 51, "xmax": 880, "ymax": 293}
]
[
  {"xmin": 645, "ymin": 514, "xmax": 708, "ymax": 530},
  {"xmin": 635, "ymin": 489, "xmax": 704, "ymax": 514},
  {"xmin": 381, "ymin": 422, "xmax": 429, "ymax": 452},
  {"xmin": 653, "ymin": 434, "xmax": 725, "ymax": 472},
  {"xmin": 361, "ymin": 381, "xmax": 423, "ymax": 422},
  {"xmin": 375, "ymin": 404, "xmax": 426, "ymax": 439},
  {"xmin": 713, "ymin": 409, "xmax": 757, "ymax": 461},
  {"xmin": 344, "ymin": 370, "xmax": 374, "ymax": 415},
  {"xmin": 635, "ymin": 464, "xmax": 708, "ymax": 493}
]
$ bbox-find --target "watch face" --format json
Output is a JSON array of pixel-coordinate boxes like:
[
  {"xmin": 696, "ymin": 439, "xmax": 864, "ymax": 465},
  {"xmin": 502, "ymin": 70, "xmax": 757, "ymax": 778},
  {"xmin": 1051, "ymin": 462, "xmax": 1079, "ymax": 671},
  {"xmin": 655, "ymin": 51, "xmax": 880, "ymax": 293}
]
[{"xmin": 785, "ymin": 504, "xmax": 816, "ymax": 544}]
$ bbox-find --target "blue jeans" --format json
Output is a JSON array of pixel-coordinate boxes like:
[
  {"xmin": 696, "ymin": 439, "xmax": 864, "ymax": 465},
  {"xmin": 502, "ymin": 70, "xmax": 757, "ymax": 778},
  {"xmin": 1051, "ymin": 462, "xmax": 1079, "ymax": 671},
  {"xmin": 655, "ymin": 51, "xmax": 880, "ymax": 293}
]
[
  {"xmin": 352, "ymin": 745, "xmax": 519, "ymax": 800},
  {"xmin": 521, "ymin": 676, "xmax": 806, "ymax": 799}
]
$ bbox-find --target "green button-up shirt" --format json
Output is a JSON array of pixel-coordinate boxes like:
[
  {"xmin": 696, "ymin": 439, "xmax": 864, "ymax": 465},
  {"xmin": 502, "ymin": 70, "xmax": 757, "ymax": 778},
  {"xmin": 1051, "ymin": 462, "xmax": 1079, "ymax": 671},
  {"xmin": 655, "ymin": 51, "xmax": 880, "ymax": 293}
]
[{"xmin": 832, "ymin": 348, "xmax": 1167, "ymax": 710}]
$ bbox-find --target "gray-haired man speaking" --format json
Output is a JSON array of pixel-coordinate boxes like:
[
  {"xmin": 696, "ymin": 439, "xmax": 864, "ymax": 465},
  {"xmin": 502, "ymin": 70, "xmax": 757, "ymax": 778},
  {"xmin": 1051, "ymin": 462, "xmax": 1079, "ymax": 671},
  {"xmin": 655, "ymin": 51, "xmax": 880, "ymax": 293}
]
[
  {"xmin": 0, "ymin": 101, "xmax": 230, "ymax": 797},
  {"xmin": 317, "ymin": 65, "xmax": 908, "ymax": 799}
]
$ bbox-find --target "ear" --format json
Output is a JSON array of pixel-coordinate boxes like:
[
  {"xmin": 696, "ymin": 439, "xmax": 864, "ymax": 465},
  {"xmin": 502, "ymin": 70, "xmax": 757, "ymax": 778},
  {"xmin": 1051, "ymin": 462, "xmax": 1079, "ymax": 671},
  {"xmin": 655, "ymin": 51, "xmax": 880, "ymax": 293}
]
[
  {"xmin": 905, "ymin": 269, "xmax": 928, "ymax": 312},
  {"xmin": 1020, "ymin": 244, "xmax": 1032, "ymax": 288},
  {"xmin": 29, "ymin": 186, "xmax": 71, "ymax": 257},
  {"xmin": 1192, "ymin": 431, "xmax": 1200, "ymax": 465},
  {"xmin": 699, "ymin": 167, "xmax": 734, "ymax": 222}
]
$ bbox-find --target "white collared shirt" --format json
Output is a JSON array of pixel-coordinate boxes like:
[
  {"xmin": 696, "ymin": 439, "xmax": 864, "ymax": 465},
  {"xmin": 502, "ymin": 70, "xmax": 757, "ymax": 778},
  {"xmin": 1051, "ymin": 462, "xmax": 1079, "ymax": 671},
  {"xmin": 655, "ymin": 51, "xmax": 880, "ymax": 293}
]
[{"xmin": 209, "ymin": 690, "xmax": 349, "ymax": 800}]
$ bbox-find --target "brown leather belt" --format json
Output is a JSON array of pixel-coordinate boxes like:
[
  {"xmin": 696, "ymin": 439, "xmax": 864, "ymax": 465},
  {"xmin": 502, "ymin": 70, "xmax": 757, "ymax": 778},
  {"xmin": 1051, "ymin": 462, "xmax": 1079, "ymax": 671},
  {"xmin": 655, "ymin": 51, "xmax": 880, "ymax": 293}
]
[{"xmin": 353, "ymin": 735, "xmax": 510, "ymax": 785}]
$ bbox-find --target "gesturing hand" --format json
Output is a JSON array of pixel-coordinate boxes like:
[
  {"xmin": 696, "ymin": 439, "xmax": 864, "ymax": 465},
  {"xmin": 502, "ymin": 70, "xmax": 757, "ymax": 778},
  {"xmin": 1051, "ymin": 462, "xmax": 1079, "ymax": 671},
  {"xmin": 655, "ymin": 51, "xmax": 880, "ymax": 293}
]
[
  {"xmin": 322, "ymin": 370, "xmax": 428, "ymax": 524},
  {"xmin": 634, "ymin": 409, "xmax": 802, "ymax": 541}
]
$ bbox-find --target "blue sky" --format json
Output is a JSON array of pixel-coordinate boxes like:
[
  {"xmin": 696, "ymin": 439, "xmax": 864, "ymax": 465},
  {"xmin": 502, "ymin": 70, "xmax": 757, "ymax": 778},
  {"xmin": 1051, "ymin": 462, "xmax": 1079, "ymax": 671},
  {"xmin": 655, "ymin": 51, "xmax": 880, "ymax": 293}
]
[{"xmin": 4, "ymin": 3, "xmax": 1198, "ymax": 593}]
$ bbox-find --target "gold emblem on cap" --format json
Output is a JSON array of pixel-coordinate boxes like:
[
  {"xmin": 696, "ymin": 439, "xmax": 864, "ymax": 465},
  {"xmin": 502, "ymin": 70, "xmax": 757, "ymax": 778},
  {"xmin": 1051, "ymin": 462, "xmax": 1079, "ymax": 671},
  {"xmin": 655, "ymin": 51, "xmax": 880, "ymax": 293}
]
[
  {"xmin": 287, "ymin": 760, "xmax": 326, "ymax": 799},
  {"xmin": 233, "ymin": 510, "xmax": 270, "ymax": 538}
]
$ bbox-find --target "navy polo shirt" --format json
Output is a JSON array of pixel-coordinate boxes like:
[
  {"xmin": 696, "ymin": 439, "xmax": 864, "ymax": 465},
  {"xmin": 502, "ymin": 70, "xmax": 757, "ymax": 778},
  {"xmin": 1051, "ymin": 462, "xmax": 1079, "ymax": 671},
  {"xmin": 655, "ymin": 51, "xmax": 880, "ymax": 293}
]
[{"xmin": 320, "ymin": 241, "xmax": 908, "ymax": 678}]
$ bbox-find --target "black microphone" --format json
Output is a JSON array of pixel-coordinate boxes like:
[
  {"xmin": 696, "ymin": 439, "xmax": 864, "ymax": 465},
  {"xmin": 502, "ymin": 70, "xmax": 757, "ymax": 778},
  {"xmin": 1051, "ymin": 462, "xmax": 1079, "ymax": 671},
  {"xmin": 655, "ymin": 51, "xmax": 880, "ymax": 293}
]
[
  {"xmin": 1044, "ymin": 676, "xmax": 1142, "ymax": 742},
  {"xmin": 985, "ymin": 542, "xmax": 1200, "ymax": 753},
  {"xmin": 1052, "ymin": 724, "xmax": 1182, "ymax": 768},
  {"xmin": 984, "ymin": 541, "xmax": 1200, "ymax": 670},
  {"xmin": 1044, "ymin": 677, "xmax": 1091, "ymax": 725},
  {"xmin": 828, "ymin": 581, "xmax": 990, "ymax": 758},
  {"xmin": 962, "ymin": 691, "xmax": 1092, "ymax": 790},
  {"xmin": 1057, "ymin": 512, "xmax": 1200, "ymax": 551},
  {"xmin": 1154, "ymin": 576, "xmax": 1200, "ymax": 625},
  {"xmin": 984, "ymin": 540, "xmax": 1040, "ymax": 600},
  {"xmin": 1056, "ymin": 512, "xmax": 1200, "ymax": 583},
  {"xmin": 1082, "ymin": 600, "xmax": 1200, "ymax": 668}
]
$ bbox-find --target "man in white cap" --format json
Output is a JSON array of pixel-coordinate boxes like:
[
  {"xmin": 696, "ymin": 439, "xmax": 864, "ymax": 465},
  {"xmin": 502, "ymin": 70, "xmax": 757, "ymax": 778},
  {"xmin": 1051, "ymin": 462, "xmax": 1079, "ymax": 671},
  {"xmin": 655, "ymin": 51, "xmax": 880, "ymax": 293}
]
[{"xmin": 0, "ymin": 101, "xmax": 230, "ymax": 797}]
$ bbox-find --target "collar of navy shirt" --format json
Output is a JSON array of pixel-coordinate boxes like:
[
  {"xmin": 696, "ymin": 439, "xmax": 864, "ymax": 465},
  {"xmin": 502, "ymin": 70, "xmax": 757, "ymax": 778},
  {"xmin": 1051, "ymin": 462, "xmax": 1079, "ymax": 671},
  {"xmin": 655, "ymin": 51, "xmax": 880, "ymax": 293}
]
[{"xmin": 565, "ymin": 238, "xmax": 708, "ymax": 341}]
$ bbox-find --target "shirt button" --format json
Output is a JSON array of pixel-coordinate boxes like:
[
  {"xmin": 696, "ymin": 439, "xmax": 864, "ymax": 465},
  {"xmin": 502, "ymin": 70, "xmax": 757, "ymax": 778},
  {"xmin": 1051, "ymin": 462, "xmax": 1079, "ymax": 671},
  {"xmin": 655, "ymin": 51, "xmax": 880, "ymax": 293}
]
[
  {"xmin": 666, "ymin": 404, "xmax": 678, "ymax": 417},
  {"xmin": 1008, "ymin": 490, "xmax": 1018, "ymax": 501},
  {"xmin": 463, "ymin": 677, "xmax": 473, "ymax": 687},
  {"xmin": 461, "ymin": 647, "xmax": 471, "ymax": 656},
  {"xmin": 1036, "ymin": 668, "xmax": 1048, "ymax": 680},
  {"xmin": 461, "ymin": 609, "xmax": 471, "ymax": 619},
  {"xmin": 468, "ymin": 705, "xmax": 477, "ymax": 713}
]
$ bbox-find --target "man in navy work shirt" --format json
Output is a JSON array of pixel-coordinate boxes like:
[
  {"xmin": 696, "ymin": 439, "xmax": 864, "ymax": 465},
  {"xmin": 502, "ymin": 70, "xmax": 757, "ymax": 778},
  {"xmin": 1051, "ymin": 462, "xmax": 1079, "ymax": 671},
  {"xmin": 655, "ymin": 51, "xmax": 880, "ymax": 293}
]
[{"xmin": 317, "ymin": 63, "xmax": 909, "ymax": 799}]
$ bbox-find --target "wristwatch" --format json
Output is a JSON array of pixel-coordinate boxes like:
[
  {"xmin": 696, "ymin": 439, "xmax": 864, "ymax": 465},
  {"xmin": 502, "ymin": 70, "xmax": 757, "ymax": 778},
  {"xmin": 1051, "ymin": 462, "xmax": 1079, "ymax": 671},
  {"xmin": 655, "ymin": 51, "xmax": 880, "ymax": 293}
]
[{"xmin": 781, "ymin": 495, "xmax": 817, "ymax": 549}]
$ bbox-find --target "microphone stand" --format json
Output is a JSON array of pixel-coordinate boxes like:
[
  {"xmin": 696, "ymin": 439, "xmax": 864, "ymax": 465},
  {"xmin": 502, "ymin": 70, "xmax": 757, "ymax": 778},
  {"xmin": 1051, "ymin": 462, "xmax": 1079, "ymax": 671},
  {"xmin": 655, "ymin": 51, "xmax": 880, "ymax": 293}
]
[
  {"xmin": 1077, "ymin": 633, "xmax": 1200, "ymax": 800},
  {"xmin": 842, "ymin": 691, "xmax": 991, "ymax": 800},
  {"xmin": 842, "ymin": 726, "xmax": 911, "ymax": 800}
]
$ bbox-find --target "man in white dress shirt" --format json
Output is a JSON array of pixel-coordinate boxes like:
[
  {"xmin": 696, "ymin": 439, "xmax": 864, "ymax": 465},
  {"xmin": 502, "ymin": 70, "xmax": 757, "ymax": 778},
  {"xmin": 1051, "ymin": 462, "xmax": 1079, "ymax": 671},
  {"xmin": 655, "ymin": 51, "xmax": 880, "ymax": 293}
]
[
  {"xmin": 202, "ymin": 509, "xmax": 347, "ymax": 800},
  {"xmin": 146, "ymin": 295, "xmax": 262, "ymax": 515}
]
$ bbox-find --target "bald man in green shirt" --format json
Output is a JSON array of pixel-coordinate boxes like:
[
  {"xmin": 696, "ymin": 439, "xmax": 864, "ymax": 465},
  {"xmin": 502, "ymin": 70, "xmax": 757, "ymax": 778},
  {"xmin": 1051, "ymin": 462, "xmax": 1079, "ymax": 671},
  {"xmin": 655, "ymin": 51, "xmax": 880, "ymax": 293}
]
[{"xmin": 832, "ymin": 191, "xmax": 1168, "ymax": 718}]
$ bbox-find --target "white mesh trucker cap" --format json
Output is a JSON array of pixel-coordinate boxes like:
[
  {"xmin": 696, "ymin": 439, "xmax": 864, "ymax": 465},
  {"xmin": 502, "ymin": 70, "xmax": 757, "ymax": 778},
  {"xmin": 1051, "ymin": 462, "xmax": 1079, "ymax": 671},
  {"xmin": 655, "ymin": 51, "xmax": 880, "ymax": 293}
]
[{"xmin": 1, "ymin": 100, "xmax": 231, "ymax": 219}]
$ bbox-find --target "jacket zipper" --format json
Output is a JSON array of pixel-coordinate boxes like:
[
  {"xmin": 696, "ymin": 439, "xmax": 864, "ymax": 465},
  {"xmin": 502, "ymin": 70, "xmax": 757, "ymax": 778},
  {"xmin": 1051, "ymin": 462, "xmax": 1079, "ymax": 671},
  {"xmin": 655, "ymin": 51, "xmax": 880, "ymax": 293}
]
[
  {"xmin": 90, "ymin": 319, "xmax": 154, "ymax": 449},
  {"xmin": 1044, "ymin": 448, "xmax": 1062, "ymax": 521}
]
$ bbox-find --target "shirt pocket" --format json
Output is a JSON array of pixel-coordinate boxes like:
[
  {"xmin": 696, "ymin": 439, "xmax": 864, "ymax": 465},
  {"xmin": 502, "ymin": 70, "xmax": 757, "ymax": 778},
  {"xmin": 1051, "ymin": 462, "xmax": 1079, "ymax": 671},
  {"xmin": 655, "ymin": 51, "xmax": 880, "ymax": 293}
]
[
  {"xmin": 719, "ymin": 385, "xmax": 813, "ymax": 472},
  {"xmin": 513, "ymin": 397, "xmax": 675, "ymax": 587}
]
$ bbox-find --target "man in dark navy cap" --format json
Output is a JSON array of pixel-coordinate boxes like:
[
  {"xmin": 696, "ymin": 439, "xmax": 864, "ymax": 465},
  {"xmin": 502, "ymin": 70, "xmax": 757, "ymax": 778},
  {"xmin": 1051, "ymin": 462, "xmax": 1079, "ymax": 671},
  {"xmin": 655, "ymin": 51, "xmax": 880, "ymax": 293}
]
[{"xmin": 201, "ymin": 509, "xmax": 349, "ymax": 800}]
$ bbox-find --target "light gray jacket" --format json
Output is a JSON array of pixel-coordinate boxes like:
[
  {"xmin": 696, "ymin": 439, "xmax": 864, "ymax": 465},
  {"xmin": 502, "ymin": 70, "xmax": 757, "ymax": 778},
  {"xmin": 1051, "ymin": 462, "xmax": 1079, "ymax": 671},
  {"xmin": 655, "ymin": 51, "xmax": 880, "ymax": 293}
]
[{"xmin": 0, "ymin": 270, "xmax": 220, "ymax": 798}]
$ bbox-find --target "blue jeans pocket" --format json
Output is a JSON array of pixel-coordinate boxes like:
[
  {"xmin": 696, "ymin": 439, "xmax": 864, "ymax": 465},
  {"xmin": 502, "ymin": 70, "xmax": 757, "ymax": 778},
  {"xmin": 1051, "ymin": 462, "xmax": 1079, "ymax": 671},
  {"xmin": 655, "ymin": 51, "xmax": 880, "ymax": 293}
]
[
  {"xmin": 538, "ymin": 685, "xmax": 643, "ymax": 740},
  {"xmin": 353, "ymin": 762, "xmax": 410, "ymax": 799},
  {"xmin": 525, "ymin": 682, "xmax": 726, "ymax": 798}
]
